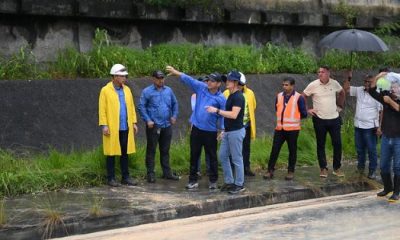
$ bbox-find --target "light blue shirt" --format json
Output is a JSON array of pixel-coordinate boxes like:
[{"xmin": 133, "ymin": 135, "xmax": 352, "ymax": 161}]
[
  {"xmin": 115, "ymin": 86, "xmax": 128, "ymax": 131},
  {"xmin": 180, "ymin": 73, "xmax": 225, "ymax": 131},
  {"xmin": 138, "ymin": 85, "xmax": 179, "ymax": 128}
]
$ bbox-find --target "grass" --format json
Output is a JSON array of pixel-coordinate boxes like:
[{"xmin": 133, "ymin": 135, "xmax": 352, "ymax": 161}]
[
  {"xmin": 37, "ymin": 195, "xmax": 68, "ymax": 239},
  {"xmin": 1, "ymin": 26, "xmax": 400, "ymax": 80},
  {"xmin": 88, "ymin": 196, "xmax": 104, "ymax": 218},
  {"xmin": 0, "ymin": 198, "xmax": 6, "ymax": 227},
  {"xmin": 0, "ymin": 118, "xmax": 357, "ymax": 197}
]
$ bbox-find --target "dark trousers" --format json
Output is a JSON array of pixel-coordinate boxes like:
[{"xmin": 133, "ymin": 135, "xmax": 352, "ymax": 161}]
[
  {"xmin": 243, "ymin": 125, "xmax": 251, "ymax": 169},
  {"xmin": 106, "ymin": 130, "xmax": 129, "ymax": 181},
  {"xmin": 267, "ymin": 129, "xmax": 299, "ymax": 173},
  {"xmin": 312, "ymin": 116, "xmax": 342, "ymax": 170},
  {"xmin": 189, "ymin": 126, "xmax": 218, "ymax": 183},
  {"xmin": 145, "ymin": 125, "xmax": 173, "ymax": 176}
]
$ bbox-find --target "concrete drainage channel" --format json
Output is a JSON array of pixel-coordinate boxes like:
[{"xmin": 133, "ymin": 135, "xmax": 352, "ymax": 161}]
[{"xmin": 0, "ymin": 174, "xmax": 376, "ymax": 240}]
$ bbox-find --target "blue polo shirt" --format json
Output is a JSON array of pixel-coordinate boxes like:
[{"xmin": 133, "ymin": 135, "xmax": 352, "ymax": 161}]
[
  {"xmin": 180, "ymin": 73, "xmax": 226, "ymax": 131},
  {"xmin": 138, "ymin": 84, "xmax": 179, "ymax": 128},
  {"xmin": 115, "ymin": 86, "xmax": 128, "ymax": 131}
]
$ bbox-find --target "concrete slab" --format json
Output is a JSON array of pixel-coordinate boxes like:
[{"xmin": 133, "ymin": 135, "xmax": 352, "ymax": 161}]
[{"xmin": 0, "ymin": 165, "xmax": 380, "ymax": 240}]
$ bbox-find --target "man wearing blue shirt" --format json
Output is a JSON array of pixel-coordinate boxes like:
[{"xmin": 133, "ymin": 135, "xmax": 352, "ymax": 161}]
[
  {"xmin": 138, "ymin": 70, "xmax": 180, "ymax": 183},
  {"xmin": 166, "ymin": 65, "xmax": 226, "ymax": 190}
]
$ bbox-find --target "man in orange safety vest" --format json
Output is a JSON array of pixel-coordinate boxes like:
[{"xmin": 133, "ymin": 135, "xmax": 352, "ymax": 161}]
[{"xmin": 263, "ymin": 77, "xmax": 307, "ymax": 181}]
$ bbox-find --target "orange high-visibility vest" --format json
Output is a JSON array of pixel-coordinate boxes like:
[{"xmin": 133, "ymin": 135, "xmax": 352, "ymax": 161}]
[{"xmin": 275, "ymin": 91, "xmax": 301, "ymax": 131}]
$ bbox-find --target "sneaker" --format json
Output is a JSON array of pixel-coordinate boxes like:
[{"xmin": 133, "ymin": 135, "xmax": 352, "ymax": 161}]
[
  {"xmin": 284, "ymin": 171, "xmax": 294, "ymax": 181},
  {"xmin": 263, "ymin": 170, "xmax": 274, "ymax": 180},
  {"xmin": 228, "ymin": 185, "xmax": 246, "ymax": 194},
  {"xmin": 388, "ymin": 194, "xmax": 399, "ymax": 202},
  {"xmin": 220, "ymin": 183, "xmax": 235, "ymax": 192},
  {"xmin": 197, "ymin": 171, "xmax": 202, "ymax": 180},
  {"xmin": 185, "ymin": 182, "xmax": 199, "ymax": 190},
  {"xmin": 245, "ymin": 168, "xmax": 256, "ymax": 177},
  {"xmin": 319, "ymin": 168, "xmax": 328, "ymax": 178},
  {"xmin": 367, "ymin": 170, "xmax": 376, "ymax": 180},
  {"xmin": 162, "ymin": 173, "xmax": 181, "ymax": 181},
  {"xmin": 209, "ymin": 182, "xmax": 218, "ymax": 190},
  {"xmin": 121, "ymin": 177, "xmax": 138, "ymax": 186},
  {"xmin": 332, "ymin": 169, "xmax": 345, "ymax": 177},
  {"xmin": 107, "ymin": 179, "xmax": 121, "ymax": 187},
  {"xmin": 147, "ymin": 173, "xmax": 156, "ymax": 183}
]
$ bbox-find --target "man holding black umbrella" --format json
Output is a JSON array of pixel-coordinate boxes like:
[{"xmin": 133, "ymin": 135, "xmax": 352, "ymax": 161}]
[{"xmin": 343, "ymin": 72, "xmax": 382, "ymax": 179}]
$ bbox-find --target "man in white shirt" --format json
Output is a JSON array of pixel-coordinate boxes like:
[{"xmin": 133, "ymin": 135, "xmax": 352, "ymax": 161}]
[
  {"xmin": 344, "ymin": 74, "xmax": 383, "ymax": 179},
  {"xmin": 302, "ymin": 65, "xmax": 346, "ymax": 178}
]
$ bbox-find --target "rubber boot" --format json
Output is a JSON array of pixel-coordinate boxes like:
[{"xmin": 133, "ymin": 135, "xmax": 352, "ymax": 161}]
[
  {"xmin": 377, "ymin": 172, "xmax": 393, "ymax": 197},
  {"xmin": 388, "ymin": 175, "xmax": 400, "ymax": 202}
]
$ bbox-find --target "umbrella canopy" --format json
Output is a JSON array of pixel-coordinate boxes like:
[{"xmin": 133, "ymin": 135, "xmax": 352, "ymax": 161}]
[
  {"xmin": 318, "ymin": 29, "xmax": 389, "ymax": 70},
  {"xmin": 318, "ymin": 29, "xmax": 388, "ymax": 52}
]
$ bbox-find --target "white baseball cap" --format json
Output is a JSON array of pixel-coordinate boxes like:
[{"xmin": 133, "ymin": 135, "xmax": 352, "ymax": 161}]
[{"xmin": 110, "ymin": 64, "xmax": 128, "ymax": 76}]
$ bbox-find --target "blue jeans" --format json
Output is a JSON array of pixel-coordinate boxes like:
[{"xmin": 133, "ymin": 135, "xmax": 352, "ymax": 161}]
[
  {"xmin": 354, "ymin": 127, "xmax": 378, "ymax": 171},
  {"xmin": 380, "ymin": 135, "xmax": 400, "ymax": 176},
  {"xmin": 219, "ymin": 128, "xmax": 245, "ymax": 186}
]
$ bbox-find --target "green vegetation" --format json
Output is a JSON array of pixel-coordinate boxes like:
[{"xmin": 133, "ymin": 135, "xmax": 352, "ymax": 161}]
[
  {"xmin": 0, "ymin": 198, "xmax": 6, "ymax": 227},
  {"xmin": 334, "ymin": 0, "xmax": 358, "ymax": 28},
  {"xmin": 1, "ymin": 24, "xmax": 399, "ymax": 80},
  {"xmin": 37, "ymin": 196, "xmax": 67, "ymax": 239},
  {"xmin": 0, "ymin": 118, "xmax": 356, "ymax": 197},
  {"xmin": 88, "ymin": 196, "xmax": 105, "ymax": 217}
]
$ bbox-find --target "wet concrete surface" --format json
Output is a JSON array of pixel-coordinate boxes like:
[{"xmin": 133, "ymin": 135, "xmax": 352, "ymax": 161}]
[
  {"xmin": 59, "ymin": 191, "xmax": 399, "ymax": 240},
  {"xmin": 0, "ymin": 165, "xmax": 382, "ymax": 239}
]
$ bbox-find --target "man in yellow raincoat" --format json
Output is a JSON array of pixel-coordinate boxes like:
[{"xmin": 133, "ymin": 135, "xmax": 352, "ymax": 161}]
[{"xmin": 99, "ymin": 64, "xmax": 138, "ymax": 187}]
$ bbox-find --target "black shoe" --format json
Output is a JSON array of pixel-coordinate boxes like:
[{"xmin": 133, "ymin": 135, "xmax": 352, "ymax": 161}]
[
  {"xmin": 245, "ymin": 168, "xmax": 256, "ymax": 177},
  {"xmin": 147, "ymin": 173, "xmax": 156, "ymax": 183},
  {"xmin": 263, "ymin": 170, "xmax": 274, "ymax": 180},
  {"xmin": 107, "ymin": 179, "xmax": 121, "ymax": 187},
  {"xmin": 220, "ymin": 183, "xmax": 235, "ymax": 192},
  {"xmin": 367, "ymin": 170, "xmax": 376, "ymax": 180},
  {"xmin": 228, "ymin": 185, "xmax": 246, "ymax": 194},
  {"xmin": 357, "ymin": 167, "xmax": 365, "ymax": 175},
  {"xmin": 121, "ymin": 177, "xmax": 137, "ymax": 186},
  {"xmin": 377, "ymin": 172, "xmax": 393, "ymax": 197},
  {"xmin": 162, "ymin": 173, "xmax": 180, "ymax": 181},
  {"xmin": 377, "ymin": 189, "xmax": 392, "ymax": 197}
]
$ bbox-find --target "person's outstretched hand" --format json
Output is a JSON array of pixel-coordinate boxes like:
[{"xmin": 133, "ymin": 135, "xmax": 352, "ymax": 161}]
[{"xmin": 166, "ymin": 66, "xmax": 182, "ymax": 77}]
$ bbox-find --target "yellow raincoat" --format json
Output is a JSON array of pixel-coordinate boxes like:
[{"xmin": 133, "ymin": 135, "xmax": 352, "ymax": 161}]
[
  {"xmin": 223, "ymin": 86, "xmax": 257, "ymax": 139},
  {"xmin": 99, "ymin": 82, "xmax": 137, "ymax": 155}
]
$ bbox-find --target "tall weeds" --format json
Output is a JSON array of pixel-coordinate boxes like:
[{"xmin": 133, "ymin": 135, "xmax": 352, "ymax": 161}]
[{"xmin": 1, "ymin": 25, "xmax": 400, "ymax": 81}]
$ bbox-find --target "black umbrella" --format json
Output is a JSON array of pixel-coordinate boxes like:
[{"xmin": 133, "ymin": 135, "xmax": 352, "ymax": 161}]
[{"xmin": 318, "ymin": 29, "xmax": 389, "ymax": 69}]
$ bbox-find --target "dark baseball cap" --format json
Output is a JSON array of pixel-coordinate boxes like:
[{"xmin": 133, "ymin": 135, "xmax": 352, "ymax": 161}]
[
  {"xmin": 208, "ymin": 73, "xmax": 225, "ymax": 82},
  {"xmin": 227, "ymin": 70, "xmax": 241, "ymax": 81},
  {"xmin": 152, "ymin": 70, "xmax": 165, "ymax": 78},
  {"xmin": 197, "ymin": 75, "xmax": 209, "ymax": 82}
]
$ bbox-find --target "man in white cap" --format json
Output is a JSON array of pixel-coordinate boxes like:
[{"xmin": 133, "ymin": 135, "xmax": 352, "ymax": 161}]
[{"xmin": 99, "ymin": 64, "xmax": 138, "ymax": 187}]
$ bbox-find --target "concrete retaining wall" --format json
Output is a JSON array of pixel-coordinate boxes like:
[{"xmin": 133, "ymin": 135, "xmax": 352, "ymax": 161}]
[{"xmin": 0, "ymin": 0, "xmax": 399, "ymax": 61}]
